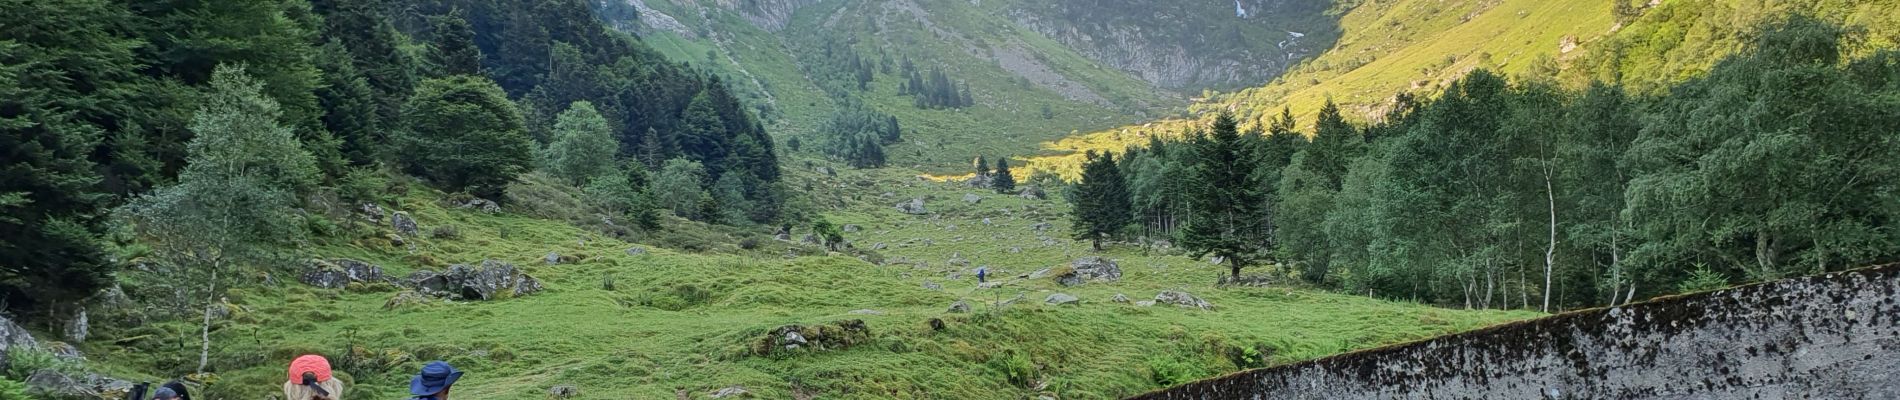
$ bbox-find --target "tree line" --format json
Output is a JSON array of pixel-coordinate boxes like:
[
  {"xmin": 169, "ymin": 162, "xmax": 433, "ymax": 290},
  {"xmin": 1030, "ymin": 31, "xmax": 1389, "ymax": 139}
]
[
  {"xmin": 1068, "ymin": 16, "xmax": 1900, "ymax": 311},
  {"xmin": 1, "ymin": 0, "xmax": 781, "ymax": 318}
]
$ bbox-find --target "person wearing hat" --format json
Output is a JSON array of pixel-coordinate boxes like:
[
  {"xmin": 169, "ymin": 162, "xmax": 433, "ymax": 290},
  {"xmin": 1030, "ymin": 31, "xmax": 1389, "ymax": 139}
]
[
  {"xmin": 283, "ymin": 355, "xmax": 343, "ymax": 400},
  {"xmin": 150, "ymin": 385, "xmax": 181, "ymax": 400},
  {"xmin": 159, "ymin": 381, "xmax": 191, "ymax": 400},
  {"xmin": 409, "ymin": 361, "xmax": 463, "ymax": 400}
]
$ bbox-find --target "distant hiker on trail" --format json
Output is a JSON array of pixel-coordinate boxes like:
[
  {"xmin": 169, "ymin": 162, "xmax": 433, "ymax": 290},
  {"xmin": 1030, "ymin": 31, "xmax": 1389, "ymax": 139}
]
[
  {"xmin": 976, "ymin": 266, "xmax": 987, "ymax": 283},
  {"xmin": 409, "ymin": 361, "xmax": 464, "ymax": 400},
  {"xmin": 283, "ymin": 355, "xmax": 343, "ymax": 400}
]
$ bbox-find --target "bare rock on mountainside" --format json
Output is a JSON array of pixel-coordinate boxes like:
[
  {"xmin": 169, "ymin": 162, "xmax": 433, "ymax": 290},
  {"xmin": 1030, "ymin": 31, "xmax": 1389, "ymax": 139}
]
[
  {"xmin": 626, "ymin": 247, "xmax": 647, "ymax": 256},
  {"xmin": 459, "ymin": 198, "xmax": 501, "ymax": 214},
  {"xmin": 963, "ymin": 193, "xmax": 982, "ymax": 204},
  {"xmin": 710, "ymin": 385, "xmax": 749, "ymax": 398},
  {"xmin": 1045, "ymin": 293, "xmax": 1081, "ymax": 306},
  {"xmin": 391, "ymin": 211, "xmax": 420, "ymax": 236},
  {"xmin": 1070, "ymin": 257, "xmax": 1123, "ymax": 282},
  {"xmin": 359, "ymin": 203, "xmax": 386, "ymax": 223},
  {"xmin": 1, "ymin": 315, "xmax": 41, "ymax": 357},
  {"xmin": 1112, "ymin": 293, "xmax": 1131, "ymax": 303},
  {"xmin": 948, "ymin": 300, "xmax": 971, "ymax": 313},
  {"xmin": 896, "ymin": 198, "xmax": 928, "ymax": 215},
  {"xmin": 1155, "ymin": 290, "xmax": 1213, "ymax": 310},
  {"xmin": 1019, "ymin": 185, "xmax": 1047, "ymax": 200},
  {"xmin": 966, "ymin": 174, "xmax": 993, "ymax": 189},
  {"xmin": 62, "ymin": 310, "xmax": 87, "ymax": 343},
  {"xmin": 405, "ymin": 260, "xmax": 541, "ymax": 301},
  {"xmin": 548, "ymin": 385, "xmax": 579, "ymax": 399},
  {"xmin": 300, "ymin": 259, "xmax": 388, "ymax": 289}
]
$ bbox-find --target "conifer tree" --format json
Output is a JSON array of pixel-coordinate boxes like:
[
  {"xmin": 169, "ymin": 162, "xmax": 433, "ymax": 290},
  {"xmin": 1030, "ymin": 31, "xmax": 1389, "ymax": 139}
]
[
  {"xmin": 1070, "ymin": 150, "xmax": 1131, "ymax": 250},
  {"xmin": 993, "ymin": 157, "xmax": 1017, "ymax": 194},
  {"xmin": 1183, "ymin": 112, "xmax": 1270, "ymax": 279}
]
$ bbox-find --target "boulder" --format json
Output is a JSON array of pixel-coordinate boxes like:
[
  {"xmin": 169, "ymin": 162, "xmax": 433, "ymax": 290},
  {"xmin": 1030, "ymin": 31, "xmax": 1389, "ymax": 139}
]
[
  {"xmin": 0, "ymin": 315, "xmax": 40, "ymax": 356},
  {"xmin": 962, "ymin": 193, "xmax": 982, "ymax": 204},
  {"xmin": 947, "ymin": 253, "xmax": 970, "ymax": 267},
  {"xmin": 391, "ymin": 211, "xmax": 420, "ymax": 236},
  {"xmin": 1007, "ymin": 247, "xmax": 1022, "ymax": 254},
  {"xmin": 710, "ymin": 386, "xmax": 749, "ymax": 398},
  {"xmin": 25, "ymin": 370, "xmax": 133, "ymax": 399},
  {"xmin": 1019, "ymin": 185, "xmax": 1047, "ymax": 200},
  {"xmin": 921, "ymin": 281, "xmax": 942, "ymax": 291},
  {"xmin": 948, "ymin": 300, "xmax": 971, "ymax": 313},
  {"xmin": 359, "ymin": 203, "xmax": 386, "ymax": 223},
  {"xmin": 62, "ymin": 310, "xmax": 87, "ymax": 343},
  {"xmin": 842, "ymin": 224, "xmax": 861, "ymax": 233},
  {"xmin": 625, "ymin": 247, "xmax": 647, "ymax": 256},
  {"xmin": 548, "ymin": 385, "xmax": 580, "ymax": 399},
  {"xmin": 966, "ymin": 174, "xmax": 993, "ymax": 189},
  {"xmin": 895, "ymin": 198, "xmax": 928, "ymax": 215},
  {"xmin": 407, "ymin": 260, "xmax": 541, "ymax": 301},
  {"xmin": 1054, "ymin": 272, "xmax": 1083, "ymax": 287},
  {"xmin": 459, "ymin": 198, "xmax": 501, "ymax": 214},
  {"xmin": 1155, "ymin": 291, "xmax": 1213, "ymax": 310},
  {"xmin": 1111, "ymin": 293, "xmax": 1131, "ymax": 303},
  {"xmin": 978, "ymin": 281, "xmax": 1006, "ymax": 289},
  {"xmin": 544, "ymin": 252, "xmax": 561, "ymax": 265},
  {"xmin": 1044, "ymin": 293, "xmax": 1081, "ymax": 306},
  {"xmin": 1070, "ymin": 257, "xmax": 1123, "ymax": 282},
  {"xmin": 872, "ymin": 243, "xmax": 888, "ymax": 250},
  {"xmin": 300, "ymin": 259, "xmax": 387, "ymax": 289}
]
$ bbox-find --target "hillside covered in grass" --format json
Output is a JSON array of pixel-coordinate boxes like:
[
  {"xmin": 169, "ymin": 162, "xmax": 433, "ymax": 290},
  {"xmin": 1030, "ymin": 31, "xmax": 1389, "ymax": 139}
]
[
  {"xmin": 623, "ymin": 0, "xmax": 1340, "ymax": 173},
  {"xmin": 1025, "ymin": 0, "xmax": 1900, "ymax": 179},
  {"xmin": 59, "ymin": 166, "xmax": 1534, "ymax": 399}
]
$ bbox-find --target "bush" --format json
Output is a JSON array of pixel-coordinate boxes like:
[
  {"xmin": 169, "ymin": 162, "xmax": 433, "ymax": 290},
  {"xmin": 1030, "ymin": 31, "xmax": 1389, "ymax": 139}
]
[
  {"xmin": 0, "ymin": 377, "xmax": 27, "ymax": 400},
  {"xmin": 1678, "ymin": 265, "xmax": 1730, "ymax": 293},
  {"xmin": 986, "ymin": 350, "xmax": 1038, "ymax": 388},
  {"xmin": 1146, "ymin": 357, "xmax": 1207, "ymax": 387}
]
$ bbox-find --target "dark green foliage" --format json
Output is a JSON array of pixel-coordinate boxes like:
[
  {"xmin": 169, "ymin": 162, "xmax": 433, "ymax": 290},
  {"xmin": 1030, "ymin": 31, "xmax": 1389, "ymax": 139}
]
[
  {"xmin": 906, "ymin": 65, "xmax": 973, "ymax": 109},
  {"xmin": 818, "ymin": 104, "xmax": 898, "ymax": 169},
  {"xmin": 1181, "ymin": 112, "xmax": 1271, "ymax": 279},
  {"xmin": 0, "ymin": 0, "xmax": 138, "ymax": 314},
  {"xmin": 1069, "ymin": 150, "xmax": 1131, "ymax": 250},
  {"xmin": 993, "ymin": 158, "xmax": 1017, "ymax": 194},
  {"xmin": 395, "ymin": 75, "xmax": 534, "ymax": 199},
  {"xmin": 1624, "ymin": 16, "xmax": 1900, "ymax": 284},
  {"xmin": 313, "ymin": 41, "xmax": 382, "ymax": 166},
  {"xmin": 428, "ymin": 11, "xmax": 484, "ymax": 77}
]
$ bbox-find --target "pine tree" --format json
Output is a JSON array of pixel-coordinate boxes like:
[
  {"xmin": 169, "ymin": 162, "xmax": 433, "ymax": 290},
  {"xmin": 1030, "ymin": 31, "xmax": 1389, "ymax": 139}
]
[
  {"xmin": 993, "ymin": 157, "xmax": 1017, "ymax": 194},
  {"xmin": 1070, "ymin": 150, "xmax": 1131, "ymax": 250},
  {"xmin": 428, "ymin": 11, "xmax": 484, "ymax": 77},
  {"xmin": 974, "ymin": 155, "xmax": 990, "ymax": 177},
  {"xmin": 313, "ymin": 40, "xmax": 382, "ymax": 166},
  {"xmin": 1183, "ymin": 112, "xmax": 1270, "ymax": 279}
]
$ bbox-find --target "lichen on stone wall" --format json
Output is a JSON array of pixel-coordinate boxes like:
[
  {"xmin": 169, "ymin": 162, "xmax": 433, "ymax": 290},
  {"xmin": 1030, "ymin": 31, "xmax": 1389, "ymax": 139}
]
[{"xmin": 1131, "ymin": 265, "xmax": 1900, "ymax": 400}]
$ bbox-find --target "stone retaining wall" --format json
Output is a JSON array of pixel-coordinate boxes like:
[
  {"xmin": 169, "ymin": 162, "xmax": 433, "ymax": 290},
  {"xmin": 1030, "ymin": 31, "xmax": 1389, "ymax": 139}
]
[{"xmin": 1130, "ymin": 265, "xmax": 1900, "ymax": 400}]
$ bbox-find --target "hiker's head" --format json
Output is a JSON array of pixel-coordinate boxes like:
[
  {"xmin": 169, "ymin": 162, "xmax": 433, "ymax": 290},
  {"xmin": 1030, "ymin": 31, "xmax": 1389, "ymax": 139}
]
[
  {"xmin": 152, "ymin": 386, "xmax": 180, "ymax": 400},
  {"xmin": 409, "ymin": 361, "xmax": 463, "ymax": 398}
]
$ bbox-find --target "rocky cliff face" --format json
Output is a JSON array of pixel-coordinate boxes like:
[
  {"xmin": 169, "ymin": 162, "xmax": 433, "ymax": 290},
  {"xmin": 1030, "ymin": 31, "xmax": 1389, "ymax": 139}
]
[
  {"xmin": 1007, "ymin": 0, "xmax": 1331, "ymax": 90},
  {"xmin": 1131, "ymin": 265, "xmax": 1900, "ymax": 400}
]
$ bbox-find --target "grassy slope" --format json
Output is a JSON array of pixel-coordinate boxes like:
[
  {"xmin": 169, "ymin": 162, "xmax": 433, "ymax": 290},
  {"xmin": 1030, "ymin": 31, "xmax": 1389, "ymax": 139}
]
[
  {"xmin": 637, "ymin": 0, "xmax": 1180, "ymax": 174},
  {"xmin": 1022, "ymin": 0, "xmax": 1616, "ymax": 180},
  {"xmin": 77, "ymin": 165, "xmax": 1533, "ymax": 399},
  {"xmin": 1021, "ymin": 0, "xmax": 1900, "ymax": 180}
]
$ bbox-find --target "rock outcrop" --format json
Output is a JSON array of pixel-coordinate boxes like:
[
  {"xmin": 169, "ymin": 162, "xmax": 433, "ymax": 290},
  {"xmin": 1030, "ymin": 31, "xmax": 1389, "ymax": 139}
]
[
  {"xmin": 391, "ymin": 211, "xmax": 420, "ymax": 236},
  {"xmin": 1154, "ymin": 291, "xmax": 1212, "ymax": 310},
  {"xmin": 896, "ymin": 198, "xmax": 928, "ymax": 215},
  {"xmin": 405, "ymin": 260, "xmax": 542, "ymax": 301},
  {"xmin": 300, "ymin": 259, "xmax": 388, "ymax": 289}
]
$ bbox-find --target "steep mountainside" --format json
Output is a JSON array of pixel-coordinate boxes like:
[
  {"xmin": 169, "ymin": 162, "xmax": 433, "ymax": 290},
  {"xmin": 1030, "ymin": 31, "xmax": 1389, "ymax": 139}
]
[
  {"xmin": 613, "ymin": 0, "xmax": 1335, "ymax": 172},
  {"xmin": 1025, "ymin": 0, "xmax": 1900, "ymax": 178}
]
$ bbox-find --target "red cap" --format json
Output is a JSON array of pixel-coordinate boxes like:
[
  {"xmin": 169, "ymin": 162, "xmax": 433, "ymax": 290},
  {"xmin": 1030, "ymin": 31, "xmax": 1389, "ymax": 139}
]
[{"xmin": 288, "ymin": 355, "xmax": 333, "ymax": 383}]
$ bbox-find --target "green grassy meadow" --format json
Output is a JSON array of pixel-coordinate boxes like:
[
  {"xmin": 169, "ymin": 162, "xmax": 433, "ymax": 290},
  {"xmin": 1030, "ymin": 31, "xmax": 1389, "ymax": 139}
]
[{"xmin": 74, "ymin": 164, "xmax": 1533, "ymax": 399}]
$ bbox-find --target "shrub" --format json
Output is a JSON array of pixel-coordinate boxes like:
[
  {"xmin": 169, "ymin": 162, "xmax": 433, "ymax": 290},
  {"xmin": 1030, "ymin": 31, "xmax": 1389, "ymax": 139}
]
[
  {"xmin": 986, "ymin": 350, "xmax": 1038, "ymax": 388},
  {"xmin": 1678, "ymin": 265, "xmax": 1730, "ymax": 293},
  {"xmin": 430, "ymin": 225, "xmax": 460, "ymax": 240}
]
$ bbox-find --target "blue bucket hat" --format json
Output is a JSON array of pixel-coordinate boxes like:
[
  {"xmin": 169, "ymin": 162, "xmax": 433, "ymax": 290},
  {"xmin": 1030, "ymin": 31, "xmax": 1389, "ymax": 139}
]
[{"xmin": 409, "ymin": 361, "xmax": 464, "ymax": 396}]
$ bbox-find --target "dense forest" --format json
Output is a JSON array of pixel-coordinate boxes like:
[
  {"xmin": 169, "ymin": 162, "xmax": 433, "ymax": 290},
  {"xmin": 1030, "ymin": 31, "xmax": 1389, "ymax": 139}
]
[
  {"xmin": 1071, "ymin": 16, "xmax": 1900, "ymax": 310},
  {"xmin": 0, "ymin": 0, "xmax": 780, "ymax": 318}
]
